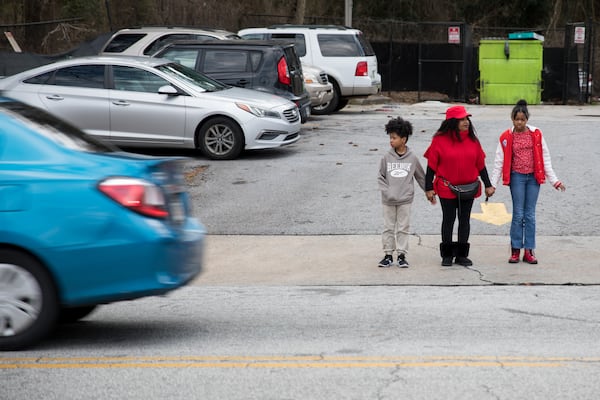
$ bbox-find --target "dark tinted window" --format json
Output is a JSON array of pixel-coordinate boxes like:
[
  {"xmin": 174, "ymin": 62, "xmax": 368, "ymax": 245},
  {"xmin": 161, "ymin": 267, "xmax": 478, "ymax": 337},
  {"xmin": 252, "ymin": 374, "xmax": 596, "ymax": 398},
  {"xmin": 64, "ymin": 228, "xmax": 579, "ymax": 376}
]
[
  {"xmin": 271, "ymin": 33, "xmax": 306, "ymax": 57},
  {"xmin": 112, "ymin": 66, "xmax": 169, "ymax": 93},
  {"xmin": 144, "ymin": 34, "xmax": 219, "ymax": 55},
  {"xmin": 355, "ymin": 32, "xmax": 375, "ymax": 56},
  {"xmin": 103, "ymin": 33, "xmax": 147, "ymax": 53},
  {"xmin": 23, "ymin": 71, "xmax": 53, "ymax": 85},
  {"xmin": 203, "ymin": 50, "xmax": 255, "ymax": 74},
  {"xmin": 53, "ymin": 65, "xmax": 105, "ymax": 88},
  {"xmin": 317, "ymin": 34, "xmax": 363, "ymax": 57}
]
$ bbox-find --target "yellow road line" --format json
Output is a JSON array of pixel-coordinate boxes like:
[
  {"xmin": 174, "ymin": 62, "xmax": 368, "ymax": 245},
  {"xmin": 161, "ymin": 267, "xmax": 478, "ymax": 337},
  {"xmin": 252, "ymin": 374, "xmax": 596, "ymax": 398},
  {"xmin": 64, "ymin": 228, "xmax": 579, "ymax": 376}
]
[{"xmin": 1, "ymin": 356, "xmax": 597, "ymax": 369}]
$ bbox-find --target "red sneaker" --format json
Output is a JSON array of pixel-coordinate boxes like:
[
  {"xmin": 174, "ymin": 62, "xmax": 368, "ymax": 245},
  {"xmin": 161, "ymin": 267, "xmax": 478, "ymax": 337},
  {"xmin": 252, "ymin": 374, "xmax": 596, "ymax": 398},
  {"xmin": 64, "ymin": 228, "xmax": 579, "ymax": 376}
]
[
  {"xmin": 523, "ymin": 249, "xmax": 538, "ymax": 264},
  {"xmin": 508, "ymin": 248, "xmax": 520, "ymax": 263}
]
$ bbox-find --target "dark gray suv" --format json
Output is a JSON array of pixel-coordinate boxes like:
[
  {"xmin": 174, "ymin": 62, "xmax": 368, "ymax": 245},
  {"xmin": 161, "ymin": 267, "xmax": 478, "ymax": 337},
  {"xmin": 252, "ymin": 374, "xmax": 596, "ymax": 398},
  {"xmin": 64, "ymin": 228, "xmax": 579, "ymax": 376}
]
[{"xmin": 154, "ymin": 40, "xmax": 311, "ymax": 123}]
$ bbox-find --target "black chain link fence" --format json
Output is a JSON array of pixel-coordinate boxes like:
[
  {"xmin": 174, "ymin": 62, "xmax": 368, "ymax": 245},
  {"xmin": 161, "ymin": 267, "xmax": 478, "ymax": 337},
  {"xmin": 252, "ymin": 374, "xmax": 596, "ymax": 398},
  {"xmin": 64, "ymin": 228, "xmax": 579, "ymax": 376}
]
[
  {"xmin": 240, "ymin": 15, "xmax": 598, "ymax": 104},
  {"xmin": 2, "ymin": 14, "xmax": 597, "ymax": 104}
]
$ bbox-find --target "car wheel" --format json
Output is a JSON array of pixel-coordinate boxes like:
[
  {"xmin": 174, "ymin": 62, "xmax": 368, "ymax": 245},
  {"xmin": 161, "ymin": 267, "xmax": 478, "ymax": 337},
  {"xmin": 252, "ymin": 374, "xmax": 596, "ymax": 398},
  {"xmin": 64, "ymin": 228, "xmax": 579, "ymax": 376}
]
[
  {"xmin": 311, "ymin": 80, "xmax": 340, "ymax": 115},
  {"xmin": 334, "ymin": 98, "xmax": 349, "ymax": 111},
  {"xmin": 198, "ymin": 117, "xmax": 244, "ymax": 160},
  {"xmin": 0, "ymin": 249, "xmax": 59, "ymax": 351},
  {"xmin": 59, "ymin": 305, "xmax": 98, "ymax": 324}
]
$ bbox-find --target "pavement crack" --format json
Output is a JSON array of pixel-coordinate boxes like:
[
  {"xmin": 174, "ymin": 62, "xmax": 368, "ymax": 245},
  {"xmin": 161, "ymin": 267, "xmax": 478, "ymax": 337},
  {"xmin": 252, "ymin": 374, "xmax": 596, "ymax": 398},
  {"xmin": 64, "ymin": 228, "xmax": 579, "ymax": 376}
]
[
  {"xmin": 462, "ymin": 265, "xmax": 494, "ymax": 284},
  {"xmin": 501, "ymin": 308, "xmax": 599, "ymax": 323}
]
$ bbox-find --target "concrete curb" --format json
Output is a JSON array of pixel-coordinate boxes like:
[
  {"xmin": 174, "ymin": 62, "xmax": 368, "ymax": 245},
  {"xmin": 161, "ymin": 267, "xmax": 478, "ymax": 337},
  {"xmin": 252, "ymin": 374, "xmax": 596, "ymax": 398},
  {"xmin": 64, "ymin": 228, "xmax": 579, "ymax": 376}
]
[{"xmin": 194, "ymin": 235, "xmax": 600, "ymax": 286}]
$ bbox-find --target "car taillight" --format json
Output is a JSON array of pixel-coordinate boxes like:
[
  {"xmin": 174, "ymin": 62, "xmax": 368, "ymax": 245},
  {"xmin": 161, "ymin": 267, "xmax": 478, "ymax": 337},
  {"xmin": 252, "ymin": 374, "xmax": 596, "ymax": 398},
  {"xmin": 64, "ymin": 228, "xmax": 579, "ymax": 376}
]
[
  {"xmin": 277, "ymin": 57, "xmax": 291, "ymax": 85},
  {"xmin": 355, "ymin": 61, "xmax": 368, "ymax": 77},
  {"xmin": 99, "ymin": 178, "xmax": 168, "ymax": 219}
]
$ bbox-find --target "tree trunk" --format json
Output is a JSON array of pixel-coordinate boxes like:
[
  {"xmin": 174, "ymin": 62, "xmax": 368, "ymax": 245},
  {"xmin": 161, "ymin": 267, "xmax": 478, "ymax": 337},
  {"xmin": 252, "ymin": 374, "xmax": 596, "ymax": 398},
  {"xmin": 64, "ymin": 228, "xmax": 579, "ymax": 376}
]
[{"xmin": 294, "ymin": 0, "xmax": 306, "ymax": 24}]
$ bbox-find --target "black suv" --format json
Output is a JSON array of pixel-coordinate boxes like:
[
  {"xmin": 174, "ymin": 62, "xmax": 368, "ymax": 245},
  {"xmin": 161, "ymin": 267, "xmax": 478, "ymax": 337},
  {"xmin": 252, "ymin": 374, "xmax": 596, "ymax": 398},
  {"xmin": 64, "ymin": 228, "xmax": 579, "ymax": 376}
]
[{"xmin": 153, "ymin": 40, "xmax": 311, "ymax": 123}]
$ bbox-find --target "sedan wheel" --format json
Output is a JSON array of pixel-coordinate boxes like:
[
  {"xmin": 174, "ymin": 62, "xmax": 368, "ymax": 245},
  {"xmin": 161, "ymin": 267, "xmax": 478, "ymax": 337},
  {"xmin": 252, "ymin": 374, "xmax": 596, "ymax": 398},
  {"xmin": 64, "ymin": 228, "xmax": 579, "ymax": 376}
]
[
  {"xmin": 0, "ymin": 250, "xmax": 58, "ymax": 350},
  {"xmin": 198, "ymin": 117, "xmax": 244, "ymax": 160}
]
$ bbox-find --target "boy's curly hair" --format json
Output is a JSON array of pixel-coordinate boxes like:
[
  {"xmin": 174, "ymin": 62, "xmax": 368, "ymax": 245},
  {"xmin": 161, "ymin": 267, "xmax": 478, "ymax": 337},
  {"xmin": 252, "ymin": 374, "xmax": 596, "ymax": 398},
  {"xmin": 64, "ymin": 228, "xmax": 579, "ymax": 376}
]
[{"xmin": 385, "ymin": 116, "xmax": 413, "ymax": 138}]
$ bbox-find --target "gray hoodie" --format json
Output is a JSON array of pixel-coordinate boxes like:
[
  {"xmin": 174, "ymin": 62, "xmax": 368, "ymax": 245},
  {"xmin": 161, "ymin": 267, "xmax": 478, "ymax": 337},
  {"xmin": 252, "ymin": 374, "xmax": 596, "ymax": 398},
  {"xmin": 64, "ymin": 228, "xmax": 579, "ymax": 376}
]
[{"xmin": 378, "ymin": 147, "xmax": 426, "ymax": 205}]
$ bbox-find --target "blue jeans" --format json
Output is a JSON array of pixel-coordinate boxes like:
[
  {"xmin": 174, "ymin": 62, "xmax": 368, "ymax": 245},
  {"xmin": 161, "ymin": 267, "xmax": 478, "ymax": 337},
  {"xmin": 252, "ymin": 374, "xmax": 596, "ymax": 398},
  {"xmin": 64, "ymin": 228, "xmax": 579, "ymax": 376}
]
[{"xmin": 509, "ymin": 172, "xmax": 540, "ymax": 249}]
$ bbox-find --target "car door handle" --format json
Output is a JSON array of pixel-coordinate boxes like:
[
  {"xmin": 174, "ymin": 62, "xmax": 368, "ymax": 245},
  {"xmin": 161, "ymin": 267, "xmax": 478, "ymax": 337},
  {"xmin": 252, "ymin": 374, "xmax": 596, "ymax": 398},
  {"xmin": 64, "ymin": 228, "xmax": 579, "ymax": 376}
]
[
  {"xmin": 111, "ymin": 100, "xmax": 130, "ymax": 106},
  {"xmin": 45, "ymin": 95, "xmax": 64, "ymax": 101},
  {"xmin": 236, "ymin": 79, "xmax": 249, "ymax": 87}
]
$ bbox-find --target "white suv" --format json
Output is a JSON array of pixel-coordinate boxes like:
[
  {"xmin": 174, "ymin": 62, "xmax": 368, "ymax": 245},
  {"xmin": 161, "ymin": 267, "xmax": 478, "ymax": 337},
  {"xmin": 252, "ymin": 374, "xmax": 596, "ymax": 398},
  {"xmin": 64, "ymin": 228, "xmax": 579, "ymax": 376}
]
[
  {"xmin": 238, "ymin": 25, "xmax": 381, "ymax": 114},
  {"xmin": 100, "ymin": 26, "xmax": 240, "ymax": 57}
]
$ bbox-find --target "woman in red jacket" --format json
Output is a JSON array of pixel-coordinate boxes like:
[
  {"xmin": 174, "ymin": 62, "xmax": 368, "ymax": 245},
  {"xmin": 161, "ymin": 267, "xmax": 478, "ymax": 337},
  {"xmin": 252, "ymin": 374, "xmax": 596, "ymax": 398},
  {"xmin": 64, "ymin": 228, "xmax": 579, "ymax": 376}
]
[
  {"xmin": 424, "ymin": 106, "xmax": 495, "ymax": 266},
  {"xmin": 489, "ymin": 99, "xmax": 566, "ymax": 264}
]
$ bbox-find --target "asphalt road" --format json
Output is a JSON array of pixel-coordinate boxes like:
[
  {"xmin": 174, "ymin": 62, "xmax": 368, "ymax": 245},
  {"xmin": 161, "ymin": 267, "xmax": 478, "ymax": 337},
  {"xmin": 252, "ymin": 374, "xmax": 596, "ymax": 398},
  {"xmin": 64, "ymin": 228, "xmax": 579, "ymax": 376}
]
[{"xmin": 3, "ymin": 286, "xmax": 600, "ymax": 400}]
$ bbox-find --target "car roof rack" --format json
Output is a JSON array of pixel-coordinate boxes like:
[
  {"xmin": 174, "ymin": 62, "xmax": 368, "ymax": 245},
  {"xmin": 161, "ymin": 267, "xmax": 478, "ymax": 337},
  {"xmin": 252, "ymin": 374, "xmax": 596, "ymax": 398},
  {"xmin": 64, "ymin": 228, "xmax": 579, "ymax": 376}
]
[
  {"xmin": 120, "ymin": 26, "xmax": 233, "ymax": 33},
  {"xmin": 266, "ymin": 24, "xmax": 351, "ymax": 30}
]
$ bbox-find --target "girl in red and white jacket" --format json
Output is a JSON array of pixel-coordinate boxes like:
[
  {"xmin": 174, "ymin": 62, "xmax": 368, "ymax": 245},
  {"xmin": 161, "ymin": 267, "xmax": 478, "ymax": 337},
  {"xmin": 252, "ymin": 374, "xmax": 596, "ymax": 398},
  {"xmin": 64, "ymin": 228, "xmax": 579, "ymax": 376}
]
[{"xmin": 489, "ymin": 99, "xmax": 566, "ymax": 264}]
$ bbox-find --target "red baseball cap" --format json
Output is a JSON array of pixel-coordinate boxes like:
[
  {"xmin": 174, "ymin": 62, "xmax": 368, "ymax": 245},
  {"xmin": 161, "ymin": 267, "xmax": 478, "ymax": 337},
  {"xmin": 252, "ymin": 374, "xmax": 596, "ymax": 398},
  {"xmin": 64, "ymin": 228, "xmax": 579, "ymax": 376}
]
[{"xmin": 445, "ymin": 105, "xmax": 471, "ymax": 120}]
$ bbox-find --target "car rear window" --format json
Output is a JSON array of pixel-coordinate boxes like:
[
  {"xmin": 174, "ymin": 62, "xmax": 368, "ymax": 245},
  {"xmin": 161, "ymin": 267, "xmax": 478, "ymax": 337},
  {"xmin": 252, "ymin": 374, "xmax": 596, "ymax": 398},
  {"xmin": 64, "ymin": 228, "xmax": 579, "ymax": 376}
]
[
  {"xmin": 317, "ymin": 34, "xmax": 365, "ymax": 57},
  {"xmin": 355, "ymin": 32, "xmax": 376, "ymax": 56},
  {"xmin": 103, "ymin": 33, "xmax": 146, "ymax": 53},
  {"xmin": 52, "ymin": 65, "xmax": 105, "ymax": 88},
  {"xmin": 202, "ymin": 50, "xmax": 261, "ymax": 73},
  {"xmin": 271, "ymin": 33, "xmax": 306, "ymax": 57},
  {"xmin": 144, "ymin": 34, "xmax": 221, "ymax": 55},
  {"xmin": 23, "ymin": 71, "xmax": 53, "ymax": 85}
]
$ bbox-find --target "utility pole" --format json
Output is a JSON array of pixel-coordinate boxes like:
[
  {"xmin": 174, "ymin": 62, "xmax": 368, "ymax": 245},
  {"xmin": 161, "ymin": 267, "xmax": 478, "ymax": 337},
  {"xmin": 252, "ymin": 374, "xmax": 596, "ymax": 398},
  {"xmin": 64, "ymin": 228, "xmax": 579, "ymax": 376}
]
[{"xmin": 345, "ymin": 0, "xmax": 352, "ymax": 27}]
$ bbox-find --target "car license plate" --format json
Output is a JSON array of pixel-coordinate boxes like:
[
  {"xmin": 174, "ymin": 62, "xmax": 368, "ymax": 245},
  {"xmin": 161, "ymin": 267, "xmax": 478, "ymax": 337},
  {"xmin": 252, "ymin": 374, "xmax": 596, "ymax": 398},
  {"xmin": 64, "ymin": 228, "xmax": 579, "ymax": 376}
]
[{"xmin": 170, "ymin": 196, "xmax": 185, "ymax": 224}]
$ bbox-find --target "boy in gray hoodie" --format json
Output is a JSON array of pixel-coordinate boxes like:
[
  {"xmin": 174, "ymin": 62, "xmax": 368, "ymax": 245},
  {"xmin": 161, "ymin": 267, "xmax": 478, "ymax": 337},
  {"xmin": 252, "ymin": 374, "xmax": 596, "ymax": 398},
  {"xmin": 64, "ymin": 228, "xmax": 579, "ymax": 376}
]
[{"xmin": 377, "ymin": 117, "xmax": 427, "ymax": 267}]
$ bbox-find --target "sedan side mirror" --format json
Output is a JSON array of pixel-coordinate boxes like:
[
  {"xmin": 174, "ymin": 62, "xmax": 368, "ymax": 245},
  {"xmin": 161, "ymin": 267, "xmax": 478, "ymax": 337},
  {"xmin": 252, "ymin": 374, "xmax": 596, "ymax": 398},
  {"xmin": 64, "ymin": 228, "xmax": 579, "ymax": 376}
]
[{"xmin": 158, "ymin": 85, "xmax": 180, "ymax": 96}]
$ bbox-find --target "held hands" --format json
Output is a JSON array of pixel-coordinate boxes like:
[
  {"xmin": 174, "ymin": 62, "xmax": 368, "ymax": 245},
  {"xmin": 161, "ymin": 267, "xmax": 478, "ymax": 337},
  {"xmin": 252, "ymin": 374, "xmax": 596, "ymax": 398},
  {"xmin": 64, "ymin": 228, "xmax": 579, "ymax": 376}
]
[{"xmin": 426, "ymin": 190, "xmax": 437, "ymax": 204}]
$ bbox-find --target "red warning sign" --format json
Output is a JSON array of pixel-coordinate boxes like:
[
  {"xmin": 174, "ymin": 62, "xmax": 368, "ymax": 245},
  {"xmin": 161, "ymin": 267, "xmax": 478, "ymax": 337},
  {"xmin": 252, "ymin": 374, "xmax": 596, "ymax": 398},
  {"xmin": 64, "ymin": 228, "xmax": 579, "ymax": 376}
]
[{"xmin": 448, "ymin": 27, "xmax": 460, "ymax": 44}]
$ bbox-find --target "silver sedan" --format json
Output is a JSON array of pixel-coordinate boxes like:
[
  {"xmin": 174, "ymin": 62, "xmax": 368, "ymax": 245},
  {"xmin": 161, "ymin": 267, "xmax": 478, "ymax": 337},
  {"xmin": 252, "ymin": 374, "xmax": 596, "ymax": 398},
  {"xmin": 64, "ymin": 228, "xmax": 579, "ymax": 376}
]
[{"xmin": 0, "ymin": 56, "xmax": 301, "ymax": 159}]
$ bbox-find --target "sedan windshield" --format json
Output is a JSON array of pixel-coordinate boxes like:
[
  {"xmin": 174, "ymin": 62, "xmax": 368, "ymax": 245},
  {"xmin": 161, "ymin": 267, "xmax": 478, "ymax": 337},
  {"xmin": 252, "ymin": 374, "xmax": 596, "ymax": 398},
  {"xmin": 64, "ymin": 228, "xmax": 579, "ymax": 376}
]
[{"xmin": 156, "ymin": 62, "xmax": 228, "ymax": 92}]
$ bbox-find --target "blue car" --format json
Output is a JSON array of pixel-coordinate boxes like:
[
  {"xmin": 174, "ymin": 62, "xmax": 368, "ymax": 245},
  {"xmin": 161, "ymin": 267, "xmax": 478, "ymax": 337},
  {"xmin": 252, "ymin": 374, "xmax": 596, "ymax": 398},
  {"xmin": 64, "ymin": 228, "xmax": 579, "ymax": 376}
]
[{"xmin": 0, "ymin": 97, "xmax": 205, "ymax": 350}]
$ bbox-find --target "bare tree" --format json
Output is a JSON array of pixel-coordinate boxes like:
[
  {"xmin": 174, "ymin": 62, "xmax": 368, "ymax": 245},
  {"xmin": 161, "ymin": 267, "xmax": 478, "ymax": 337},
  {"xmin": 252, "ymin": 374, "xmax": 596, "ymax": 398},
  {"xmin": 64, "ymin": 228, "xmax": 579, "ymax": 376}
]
[{"xmin": 294, "ymin": 0, "xmax": 306, "ymax": 24}]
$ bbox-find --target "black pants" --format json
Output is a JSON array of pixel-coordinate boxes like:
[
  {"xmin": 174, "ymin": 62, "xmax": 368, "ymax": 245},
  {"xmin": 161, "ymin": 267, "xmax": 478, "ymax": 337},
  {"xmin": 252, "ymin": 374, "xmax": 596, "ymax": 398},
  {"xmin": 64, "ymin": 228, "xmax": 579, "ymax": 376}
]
[{"xmin": 439, "ymin": 197, "xmax": 474, "ymax": 244}]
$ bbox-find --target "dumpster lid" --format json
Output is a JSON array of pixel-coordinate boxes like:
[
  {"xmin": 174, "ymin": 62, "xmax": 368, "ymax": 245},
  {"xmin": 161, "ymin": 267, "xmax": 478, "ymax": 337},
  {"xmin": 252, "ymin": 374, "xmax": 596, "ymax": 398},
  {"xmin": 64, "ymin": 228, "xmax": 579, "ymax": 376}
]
[{"xmin": 508, "ymin": 31, "xmax": 544, "ymax": 41}]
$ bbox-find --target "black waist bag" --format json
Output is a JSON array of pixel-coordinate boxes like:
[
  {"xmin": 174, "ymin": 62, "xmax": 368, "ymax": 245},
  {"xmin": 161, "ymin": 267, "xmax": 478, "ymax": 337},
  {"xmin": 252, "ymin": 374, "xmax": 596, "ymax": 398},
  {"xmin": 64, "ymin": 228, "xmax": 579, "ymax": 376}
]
[{"xmin": 448, "ymin": 180, "xmax": 480, "ymax": 200}]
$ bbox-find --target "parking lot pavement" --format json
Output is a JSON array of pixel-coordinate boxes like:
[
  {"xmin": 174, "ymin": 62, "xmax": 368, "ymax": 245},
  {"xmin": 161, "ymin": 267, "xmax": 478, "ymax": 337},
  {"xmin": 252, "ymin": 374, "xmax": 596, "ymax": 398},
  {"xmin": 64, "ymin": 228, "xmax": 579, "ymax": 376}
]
[
  {"xmin": 189, "ymin": 98, "xmax": 600, "ymax": 287},
  {"xmin": 194, "ymin": 234, "xmax": 600, "ymax": 286}
]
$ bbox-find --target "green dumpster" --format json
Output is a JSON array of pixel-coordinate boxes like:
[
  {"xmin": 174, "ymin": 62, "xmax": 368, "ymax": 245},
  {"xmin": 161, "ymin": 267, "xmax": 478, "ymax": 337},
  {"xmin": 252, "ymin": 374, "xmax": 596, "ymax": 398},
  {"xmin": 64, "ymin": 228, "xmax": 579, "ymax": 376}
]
[{"xmin": 478, "ymin": 39, "xmax": 543, "ymax": 105}]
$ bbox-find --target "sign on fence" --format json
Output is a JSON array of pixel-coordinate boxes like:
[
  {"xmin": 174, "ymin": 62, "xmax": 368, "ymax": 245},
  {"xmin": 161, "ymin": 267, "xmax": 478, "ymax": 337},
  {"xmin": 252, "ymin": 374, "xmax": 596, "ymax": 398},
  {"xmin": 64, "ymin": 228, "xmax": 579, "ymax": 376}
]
[
  {"xmin": 574, "ymin": 26, "xmax": 585, "ymax": 44},
  {"xmin": 448, "ymin": 26, "xmax": 460, "ymax": 44}
]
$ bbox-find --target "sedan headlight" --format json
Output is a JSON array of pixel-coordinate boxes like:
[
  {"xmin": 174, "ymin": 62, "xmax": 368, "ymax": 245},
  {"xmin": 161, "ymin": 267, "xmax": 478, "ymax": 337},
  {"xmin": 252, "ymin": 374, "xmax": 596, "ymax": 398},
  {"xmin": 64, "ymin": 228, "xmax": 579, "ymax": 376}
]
[{"xmin": 236, "ymin": 103, "xmax": 281, "ymax": 119}]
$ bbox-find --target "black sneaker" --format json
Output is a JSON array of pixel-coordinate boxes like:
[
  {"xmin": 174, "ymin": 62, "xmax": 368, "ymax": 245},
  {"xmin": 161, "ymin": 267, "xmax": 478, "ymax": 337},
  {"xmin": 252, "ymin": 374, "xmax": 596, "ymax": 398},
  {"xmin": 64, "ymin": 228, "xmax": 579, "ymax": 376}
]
[
  {"xmin": 378, "ymin": 255, "xmax": 393, "ymax": 267},
  {"xmin": 397, "ymin": 254, "xmax": 409, "ymax": 268}
]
